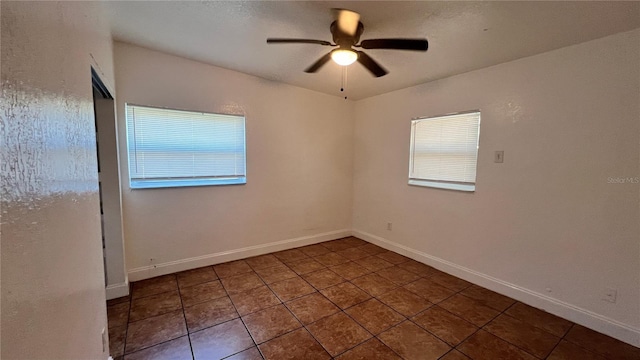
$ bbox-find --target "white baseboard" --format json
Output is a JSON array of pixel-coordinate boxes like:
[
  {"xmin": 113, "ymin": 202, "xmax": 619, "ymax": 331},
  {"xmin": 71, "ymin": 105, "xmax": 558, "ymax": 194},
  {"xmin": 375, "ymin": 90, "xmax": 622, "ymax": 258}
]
[
  {"xmin": 352, "ymin": 229, "xmax": 640, "ymax": 348},
  {"xmin": 127, "ymin": 229, "xmax": 351, "ymax": 282},
  {"xmin": 105, "ymin": 281, "xmax": 129, "ymax": 300}
]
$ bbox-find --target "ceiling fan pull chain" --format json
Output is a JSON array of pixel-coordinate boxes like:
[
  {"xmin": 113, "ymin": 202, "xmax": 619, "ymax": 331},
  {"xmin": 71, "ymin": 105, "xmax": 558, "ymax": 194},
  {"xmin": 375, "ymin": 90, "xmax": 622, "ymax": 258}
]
[
  {"xmin": 344, "ymin": 67, "xmax": 348, "ymax": 99},
  {"xmin": 341, "ymin": 67, "xmax": 349, "ymax": 99}
]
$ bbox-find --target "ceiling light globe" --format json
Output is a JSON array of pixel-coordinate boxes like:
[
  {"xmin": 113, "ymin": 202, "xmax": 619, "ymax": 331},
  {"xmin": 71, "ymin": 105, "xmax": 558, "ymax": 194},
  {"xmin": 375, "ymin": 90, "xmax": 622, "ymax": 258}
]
[{"xmin": 331, "ymin": 49, "xmax": 358, "ymax": 66}]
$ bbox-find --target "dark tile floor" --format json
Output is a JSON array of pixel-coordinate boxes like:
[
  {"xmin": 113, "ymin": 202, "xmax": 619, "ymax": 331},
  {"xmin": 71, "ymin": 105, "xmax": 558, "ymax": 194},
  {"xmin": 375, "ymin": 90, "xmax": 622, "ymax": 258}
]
[{"xmin": 107, "ymin": 237, "xmax": 640, "ymax": 360}]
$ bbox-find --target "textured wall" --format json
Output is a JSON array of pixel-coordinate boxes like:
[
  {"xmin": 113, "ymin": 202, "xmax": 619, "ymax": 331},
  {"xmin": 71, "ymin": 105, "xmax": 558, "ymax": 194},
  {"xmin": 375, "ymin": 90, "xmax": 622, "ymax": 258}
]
[
  {"xmin": 353, "ymin": 29, "xmax": 640, "ymax": 344},
  {"xmin": 1, "ymin": 2, "xmax": 115, "ymax": 359}
]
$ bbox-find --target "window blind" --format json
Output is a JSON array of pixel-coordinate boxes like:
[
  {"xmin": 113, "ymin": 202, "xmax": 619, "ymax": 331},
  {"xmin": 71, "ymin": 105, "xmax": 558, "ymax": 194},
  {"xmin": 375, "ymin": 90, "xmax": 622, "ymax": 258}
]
[
  {"xmin": 126, "ymin": 104, "xmax": 246, "ymax": 189},
  {"xmin": 409, "ymin": 111, "xmax": 480, "ymax": 191}
]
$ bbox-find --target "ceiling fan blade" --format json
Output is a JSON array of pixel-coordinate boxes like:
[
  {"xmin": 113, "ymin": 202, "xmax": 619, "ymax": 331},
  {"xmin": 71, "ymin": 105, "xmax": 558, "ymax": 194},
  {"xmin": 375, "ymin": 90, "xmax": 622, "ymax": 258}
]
[
  {"xmin": 356, "ymin": 51, "xmax": 388, "ymax": 77},
  {"xmin": 333, "ymin": 8, "xmax": 360, "ymax": 36},
  {"xmin": 359, "ymin": 38, "xmax": 428, "ymax": 51},
  {"xmin": 304, "ymin": 52, "xmax": 332, "ymax": 73},
  {"xmin": 267, "ymin": 38, "xmax": 333, "ymax": 46}
]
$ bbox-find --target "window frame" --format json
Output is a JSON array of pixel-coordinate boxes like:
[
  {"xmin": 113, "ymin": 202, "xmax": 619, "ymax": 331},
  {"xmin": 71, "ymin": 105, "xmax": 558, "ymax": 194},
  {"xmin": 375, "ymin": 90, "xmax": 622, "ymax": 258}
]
[
  {"xmin": 408, "ymin": 110, "xmax": 481, "ymax": 192},
  {"xmin": 125, "ymin": 103, "xmax": 247, "ymax": 190}
]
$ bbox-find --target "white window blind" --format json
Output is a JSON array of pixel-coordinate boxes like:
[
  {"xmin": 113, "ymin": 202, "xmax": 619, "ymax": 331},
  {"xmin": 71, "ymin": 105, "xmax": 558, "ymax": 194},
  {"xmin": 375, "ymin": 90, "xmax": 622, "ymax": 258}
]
[
  {"xmin": 126, "ymin": 104, "xmax": 246, "ymax": 189},
  {"xmin": 409, "ymin": 111, "xmax": 480, "ymax": 192}
]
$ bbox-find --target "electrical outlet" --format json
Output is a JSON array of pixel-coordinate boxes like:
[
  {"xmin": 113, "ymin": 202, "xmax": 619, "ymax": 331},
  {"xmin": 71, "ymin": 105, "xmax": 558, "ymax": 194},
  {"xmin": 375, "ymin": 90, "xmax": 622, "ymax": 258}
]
[
  {"xmin": 494, "ymin": 151, "xmax": 504, "ymax": 163},
  {"xmin": 387, "ymin": 222, "xmax": 392, "ymax": 231},
  {"xmin": 603, "ymin": 288, "xmax": 617, "ymax": 303}
]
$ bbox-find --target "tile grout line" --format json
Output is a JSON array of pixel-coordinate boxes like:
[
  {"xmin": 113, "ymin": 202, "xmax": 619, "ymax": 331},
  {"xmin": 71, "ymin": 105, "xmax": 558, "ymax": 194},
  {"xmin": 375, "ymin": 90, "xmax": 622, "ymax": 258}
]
[
  {"xmin": 125, "ymin": 271, "xmax": 239, "ymax": 358},
  {"xmin": 123, "ymin": 290, "xmax": 182, "ymax": 325},
  {"xmin": 126, "ymin": 262, "xmax": 402, "ymax": 359},
  {"xmin": 117, "ymin": 242, "xmax": 437, "ymax": 358},
  {"xmin": 122, "ymin": 284, "xmax": 136, "ymax": 357},
  {"xmin": 294, "ymin": 248, "xmax": 416, "ymax": 358},
  {"xmin": 339, "ymin": 304, "xmax": 406, "ymax": 359},
  {"xmin": 543, "ymin": 323, "xmax": 571, "ymax": 360},
  {"xmin": 253, "ymin": 258, "xmax": 314, "ymax": 355},
  {"xmin": 364, "ymin": 269, "xmax": 460, "ymax": 359},
  {"xmin": 226, "ymin": 252, "xmax": 354, "ymax": 356},
  {"xmin": 244, "ymin": 251, "xmax": 337, "ymax": 357},
  {"xmin": 559, "ymin": 321, "xmax": 616, "ymax": 358},
  {"xmin": 380, "ymin": 257, "xmax": 605, "ymax": 359},
  {"xmin": 412, "ymin": 277, "xmax": 534, "ymax": 355},
  {"xmin": 121, "ymin": 238, "xmax": 619, "ymax": 360},
  {"xmin": 297, "ymin": 284, "xmax": 378, "ymax": 359},
  {"xmin": 120, "ymin": 263, "xmax": 388, "ymax": 359},
  {"xmin": 191, "ymin": 264, "xmax": 278, "ymax": 358},
  {"xmin": 175, "ymin": 275, "xmax": 197, "ymax": 360},
  {"xmin": 300, "ymin": 246, "xmax": 446, "ymax": 358},
  {"xmin": 123, "ymin": 273, "xmax": 181, "ymax": 302},
  {"xmin": 216, "ymin": 266, "xmax": 264, "ymax": 360},
  {"xmin": 469, "ymin": 296, "xmax": 584, "ymax": 360},
  {"xmin": 122, "ymin": 274, "xmax": 182, "ymax": 357},
  {"xmin": 121, "ymin": 286, "xmax": 133, "ymax": 358},
  {"xmin": 391, "ymin": 273, "xmax": 511, "ymax": 359},
  {"xmin": 305, "ymin": 276, "xmax": 376, "ymax": 358},
  {"xmin": 462, "ymin": 297, "xmax": 542, "ymax": 359},
  {"xmin": 401, "ymin": 292, "xmax": 473, "ymax": 357},
  {"xmin": 493, "ymin": 311, "xmax": 563, "ymax": 360},
  {"xmin": 121, "ymin": 242, "xmax": 477, "ymax": 358},
  {"xmin": 124, "ymin": 276, "xmax": 226, "ymax": 326},
  {"xmin": 455, "ymin": 297, "xmax": 517, "ymax": 357},
  {"xmin": 249, "ymin": 240, "xmax": 395, "ymax": 358},
  {"xmin": 372, "ymin": 270, "xmax": 471, "ymax": 360},
  {"xmin": 549, "ymin": 323, "xmax": 611, "ymax": 359}
]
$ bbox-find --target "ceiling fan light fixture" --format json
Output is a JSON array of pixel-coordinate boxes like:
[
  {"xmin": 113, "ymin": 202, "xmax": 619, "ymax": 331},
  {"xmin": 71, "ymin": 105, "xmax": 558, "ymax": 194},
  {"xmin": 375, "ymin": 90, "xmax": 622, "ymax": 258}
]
[
  {"xmin": 331, "ymin": 49, "xmax": 358, "ymax": 66},
  {"xmin": 267, "ymin": 9, "xmax": 427, "ymax": 77}
]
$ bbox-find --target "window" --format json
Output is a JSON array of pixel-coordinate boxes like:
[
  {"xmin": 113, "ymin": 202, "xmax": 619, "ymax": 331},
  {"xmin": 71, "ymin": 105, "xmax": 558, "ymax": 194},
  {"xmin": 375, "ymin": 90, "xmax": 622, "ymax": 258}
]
[
  {"xmin": 126, "ymin": 104, "xmax": 246, "ymax": 189},
  {"xmin": 408, "ymin": 111, "xmax": 480, "ymax": 192}
]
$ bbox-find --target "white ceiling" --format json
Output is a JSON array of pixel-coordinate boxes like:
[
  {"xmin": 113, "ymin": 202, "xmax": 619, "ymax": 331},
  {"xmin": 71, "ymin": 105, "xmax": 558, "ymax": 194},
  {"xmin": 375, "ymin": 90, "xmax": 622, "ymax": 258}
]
[{"xmin": 108, "ymin": 1, "xmax": 640, "ymax": 100}]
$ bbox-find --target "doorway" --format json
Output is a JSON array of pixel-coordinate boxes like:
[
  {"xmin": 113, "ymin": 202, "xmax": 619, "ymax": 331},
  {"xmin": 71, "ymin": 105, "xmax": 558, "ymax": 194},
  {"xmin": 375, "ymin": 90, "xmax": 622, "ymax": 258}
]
[{"xmin": 91, "ymin": 68, "xmax": 128, "ymax": 299}]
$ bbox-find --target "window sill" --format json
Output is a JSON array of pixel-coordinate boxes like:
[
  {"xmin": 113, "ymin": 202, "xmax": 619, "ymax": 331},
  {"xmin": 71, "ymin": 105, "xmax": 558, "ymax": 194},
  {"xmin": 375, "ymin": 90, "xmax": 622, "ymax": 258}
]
[
  {"xmin": 408, "ymin": 179, "xmax": 475, "ymax": 192},
  {"xmin": 130, "ymin": 177, "xmax": 246, "ymax": 189}
]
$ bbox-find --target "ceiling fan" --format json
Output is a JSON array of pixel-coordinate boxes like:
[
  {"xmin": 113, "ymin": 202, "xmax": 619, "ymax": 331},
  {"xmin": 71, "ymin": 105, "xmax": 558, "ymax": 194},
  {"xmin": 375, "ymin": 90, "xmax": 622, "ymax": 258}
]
[{"xmin": 266, "ymin": 9, "xmax": 428, "ymax": 77}]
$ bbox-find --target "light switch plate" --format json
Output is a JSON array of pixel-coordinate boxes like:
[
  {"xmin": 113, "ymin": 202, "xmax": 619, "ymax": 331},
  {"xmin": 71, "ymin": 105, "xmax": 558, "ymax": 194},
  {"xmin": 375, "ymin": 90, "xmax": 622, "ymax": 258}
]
[{"xmin": 494, "ymin": 151, "xmax": 504, "ymax": 163}]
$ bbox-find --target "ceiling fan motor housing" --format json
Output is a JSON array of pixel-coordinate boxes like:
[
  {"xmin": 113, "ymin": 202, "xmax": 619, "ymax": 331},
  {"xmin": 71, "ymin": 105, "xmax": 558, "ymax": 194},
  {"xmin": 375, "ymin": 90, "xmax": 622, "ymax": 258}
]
[{"xmin": 330, "ymin": 20, "xmax": 364, "ymax": 48}]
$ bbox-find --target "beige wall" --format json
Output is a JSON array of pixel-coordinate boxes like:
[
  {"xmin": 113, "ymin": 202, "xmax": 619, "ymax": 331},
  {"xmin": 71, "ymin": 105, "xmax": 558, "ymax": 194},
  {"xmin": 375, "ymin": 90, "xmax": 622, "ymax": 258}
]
[
  {"xmin": 1, "ymin": 2, "xmax": 115, "ymax": 359},
  {"xmin": 113, "ymin": 42, "xmax": 354, "ymax": 278},
  {"xmin": 352, "ymin": 29, "xmax": 640, "ymax": 345}
]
